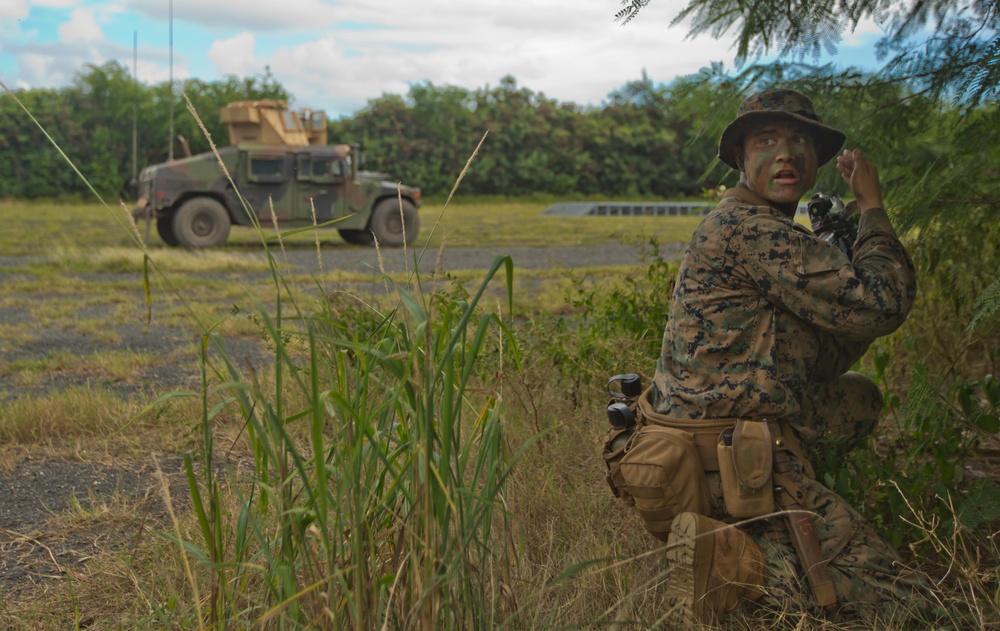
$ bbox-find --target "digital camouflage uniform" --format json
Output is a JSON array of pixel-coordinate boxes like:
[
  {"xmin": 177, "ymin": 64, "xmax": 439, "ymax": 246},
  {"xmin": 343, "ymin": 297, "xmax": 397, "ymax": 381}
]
[{"xmin": 651, "ymin": 179, "xmax": 922, "ymax": 614}]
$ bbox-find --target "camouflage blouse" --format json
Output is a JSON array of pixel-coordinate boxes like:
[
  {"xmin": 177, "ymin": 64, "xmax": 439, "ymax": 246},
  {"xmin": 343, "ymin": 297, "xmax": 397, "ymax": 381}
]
[{"xmin": 652, "ymin": 188, "xmax": 916, "ymax": 420}]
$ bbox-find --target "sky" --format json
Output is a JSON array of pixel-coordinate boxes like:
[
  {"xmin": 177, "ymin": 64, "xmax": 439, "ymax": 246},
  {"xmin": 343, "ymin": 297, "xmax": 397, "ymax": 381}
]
[{"xmin": 0, "ymin": 0, "xmax": 885, "ymax": 119}]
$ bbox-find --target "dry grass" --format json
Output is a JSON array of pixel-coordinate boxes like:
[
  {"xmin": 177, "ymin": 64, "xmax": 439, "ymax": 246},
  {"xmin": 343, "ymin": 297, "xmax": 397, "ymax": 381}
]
[
  {"xmin": 0, "ymin": 387, "xmax": 147, "ymax": 447},
  {"xmin": 0, "ymin": 459, "xmax": 198, "ymax": 629},
  {"xmin": 0, "ymin": 349, "xmax": 160, "ymax": 386},
  {"xmin": 42, "ymin": 245, "xmax": 273, "ymax": 274}
]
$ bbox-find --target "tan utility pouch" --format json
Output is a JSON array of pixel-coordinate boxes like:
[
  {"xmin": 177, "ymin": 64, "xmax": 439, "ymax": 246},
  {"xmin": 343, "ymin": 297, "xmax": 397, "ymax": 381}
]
[
  {"xmin": 617, "ymin": 425, "xmax": 711, "ymax": 541},
  {"xmin": 637, "ymin": 387, "xmax": 733, "ymax": 470},
  {"xmin": 602, "ymin": 427, "xmax": 634, "ymax": 499},
  {"xmin": 718, "ymin": 420, "xmax": 775, "ymax": 518}
]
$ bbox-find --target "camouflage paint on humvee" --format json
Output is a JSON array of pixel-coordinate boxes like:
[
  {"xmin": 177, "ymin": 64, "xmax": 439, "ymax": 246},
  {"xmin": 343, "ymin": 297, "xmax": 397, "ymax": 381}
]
[{"xmin": 134, "ymin": 101, "xmax": 421, "ymax": 248}]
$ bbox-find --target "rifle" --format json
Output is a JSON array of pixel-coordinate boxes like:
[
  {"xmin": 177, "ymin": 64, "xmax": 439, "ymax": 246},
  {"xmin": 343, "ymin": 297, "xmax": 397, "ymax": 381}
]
[{"xmin": 808, "ymin": 193, "xmax": 858, "ymax": 258}]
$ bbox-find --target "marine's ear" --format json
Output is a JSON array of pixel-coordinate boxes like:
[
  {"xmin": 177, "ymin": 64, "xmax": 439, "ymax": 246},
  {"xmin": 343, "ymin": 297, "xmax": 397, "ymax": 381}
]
[{"xmin": 732, "ymin": 146, "xmax": 745, "ymax": 172}]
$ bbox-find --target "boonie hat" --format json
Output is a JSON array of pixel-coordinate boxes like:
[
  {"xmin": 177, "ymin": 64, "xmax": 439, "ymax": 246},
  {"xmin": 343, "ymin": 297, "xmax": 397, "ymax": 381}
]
[{"xmin": 718, "ymin": 89, "xmax": 846, "ymax": 170}]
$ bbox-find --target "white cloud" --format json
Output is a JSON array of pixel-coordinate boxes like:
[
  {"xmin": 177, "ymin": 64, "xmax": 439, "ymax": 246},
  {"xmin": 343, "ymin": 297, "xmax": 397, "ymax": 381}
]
[
  {"xmin": 0, "ymin": 0, "xmax": 29, "ymax": 48},
  {"xmin": 208, "ymin": 32, "xmax": 261, "ymax": 76},
  {"xmin": 242, "ymin": 0, "xmax": 731, "ymax": 116},
  {"xmin": 9, "ymin": 0, "xmax": 744, "ymax": 116},
  {"xmin": 19, "ymin": 53, "xmax": 50, "ymax": 82},
  {"xmin": 125, "ymin": 0, "xmax": 340, "ymax": 30},
  {"xmin": 843, "ymin": 17, "xmax": 883, "ymax": 45},
  {"xmin": 59, "ymin": 8, "xmax": 104, "ymax": 43},
  {"xmin": 15, "ymin": 46, "xmax": 104, "ymax": 87},
  {"xmin": 266, "ymin": 34, "xmax": 404, "ymax": 113},
  {"xmin": 8, "ymin": 37, "xmax": 187, "ymax": 89},
  {"xmin": 136, "ymin": 58, "xmax": 178, "ymax": 84},
  {"xmin": 30, "ymin": 0, "xmax": 78, "ymax": 6},
  {"xmin": 0, "ymin": 0, "xmax": 29, "ymax": 20}
]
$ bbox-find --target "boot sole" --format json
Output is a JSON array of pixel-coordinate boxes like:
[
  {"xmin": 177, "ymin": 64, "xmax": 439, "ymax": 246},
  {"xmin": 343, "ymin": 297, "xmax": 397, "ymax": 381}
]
[{"xmin": 666, "ymin": 512, "xmax": 714, "ymax": 626}]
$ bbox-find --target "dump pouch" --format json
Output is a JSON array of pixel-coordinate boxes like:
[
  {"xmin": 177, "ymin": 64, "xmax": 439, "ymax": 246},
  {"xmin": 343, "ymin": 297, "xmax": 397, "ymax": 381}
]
[
  {"xmin": 717, "ymin": 420, "xmax": 774, "ymax": 518},
  {"xmin": 637, "ymin": 387, "xmax": 733, "ymax": 469},
  {"xmin": 617, "ymin": 425, "xmax": 711, "ymax": 541}
]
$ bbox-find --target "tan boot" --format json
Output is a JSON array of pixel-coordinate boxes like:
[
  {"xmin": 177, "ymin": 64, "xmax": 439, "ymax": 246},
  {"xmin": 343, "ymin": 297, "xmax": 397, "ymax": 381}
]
[{"xmin": 665, "ymin": 512, "xmax": 768, "ymax": 626}]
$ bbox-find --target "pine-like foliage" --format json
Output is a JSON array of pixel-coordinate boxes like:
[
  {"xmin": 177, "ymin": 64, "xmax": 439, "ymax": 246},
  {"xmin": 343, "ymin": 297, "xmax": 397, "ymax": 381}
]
[
  {"xmin": 969, "ymin": 276, "xmax": 1000, "ymax": 331},
  {"xmin": 620, "ymin": 0, "xmax": 1000, "ymax": 106},
  {"xmin": 615, "ymin": 0, "xmax": 652, "ymax": 25}
]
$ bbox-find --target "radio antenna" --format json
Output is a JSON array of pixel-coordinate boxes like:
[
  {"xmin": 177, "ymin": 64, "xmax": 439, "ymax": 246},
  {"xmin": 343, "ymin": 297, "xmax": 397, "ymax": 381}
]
[
  {"xmin": 132, "ymin": 30, "xmax": 138, "ymax": 183},
  {"xmin": 168, "ymin": 0, "xmax": 174, "ymax": 161}
]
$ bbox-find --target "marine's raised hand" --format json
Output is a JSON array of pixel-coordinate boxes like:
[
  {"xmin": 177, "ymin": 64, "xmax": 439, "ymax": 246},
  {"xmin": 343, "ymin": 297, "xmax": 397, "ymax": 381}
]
[{"xmin": 837, "ymin": 148, "xmax": 884, "ymax": 212}]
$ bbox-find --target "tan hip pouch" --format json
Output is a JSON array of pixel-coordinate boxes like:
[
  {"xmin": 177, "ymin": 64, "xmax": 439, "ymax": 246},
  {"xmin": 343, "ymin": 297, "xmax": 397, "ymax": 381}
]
[
  {"xmin": 717, "ymin": 419, "xmax": 775, "ymax": 518},
  {"xmin": 617, "ymin": 424, "xmax": 711, "ymax": 541}
]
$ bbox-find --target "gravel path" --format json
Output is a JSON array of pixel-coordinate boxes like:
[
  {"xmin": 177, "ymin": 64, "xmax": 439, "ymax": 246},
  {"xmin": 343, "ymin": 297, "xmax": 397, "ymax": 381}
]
[
  {"xmin": 268, "ymin": 242, "xmax": 686, "ymax": 274},
  {"xmin": 0, "ymin": 242, "xmax": 686, "ymax": 398},
  {"xmin": 0, "ymin": 457, "xmax": 190, "ymax": 598}
]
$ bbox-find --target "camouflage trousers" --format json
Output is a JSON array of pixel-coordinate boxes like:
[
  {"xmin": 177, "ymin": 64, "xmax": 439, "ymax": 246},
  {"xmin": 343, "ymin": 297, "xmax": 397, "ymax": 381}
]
[
  {"xmin": 793, "ymin": 371, "xmax": 882, "ymax": 452},
  {"xmin": 706, "ymin": 372, "xmax": 925, "ymax": 617}
]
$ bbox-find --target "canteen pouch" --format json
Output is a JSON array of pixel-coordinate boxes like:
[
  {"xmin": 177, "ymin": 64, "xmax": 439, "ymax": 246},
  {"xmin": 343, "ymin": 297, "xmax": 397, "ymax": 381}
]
[
  {"xmin": 617, "ymin": 425, "xmax": 711, "ymax": 541},
  {"xmin": 717, "ymin": 420, "xmax": 774, "ymax": 518}
]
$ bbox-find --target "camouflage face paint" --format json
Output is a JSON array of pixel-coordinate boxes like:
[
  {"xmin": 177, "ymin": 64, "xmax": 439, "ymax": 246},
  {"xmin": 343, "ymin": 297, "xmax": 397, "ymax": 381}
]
[{"xmin": 740, "ymin": 121, "xmax": 818, "ymax": 215}]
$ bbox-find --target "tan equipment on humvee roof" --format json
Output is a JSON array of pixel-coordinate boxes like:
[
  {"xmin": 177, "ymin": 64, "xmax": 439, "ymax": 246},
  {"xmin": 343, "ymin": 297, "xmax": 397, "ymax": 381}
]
[{"xmin": 220, "ymin": 100, "xmax": 328, "ymax": 147}]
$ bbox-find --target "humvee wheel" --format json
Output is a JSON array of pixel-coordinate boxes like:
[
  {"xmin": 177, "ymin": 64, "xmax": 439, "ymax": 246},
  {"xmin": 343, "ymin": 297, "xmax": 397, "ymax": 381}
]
[
  {"xmin": 369, "ymin": 198, "xmax": 419, "ymax": 247},
  {"xmin": 173, "ymin": 197, "xmax": 231, "ymax": 248},
  {"xmin": 338, "ymin": 228, "xmax": 375, "ymax": 246},
  {"xmin": 156, "ymin": 214, "xmax": 181, "ymax": 247}
]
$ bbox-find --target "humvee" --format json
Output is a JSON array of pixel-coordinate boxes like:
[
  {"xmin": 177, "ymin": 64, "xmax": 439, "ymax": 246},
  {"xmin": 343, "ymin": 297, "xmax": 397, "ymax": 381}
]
[{"xmin": 134, "ymin": 100, "xmax": 421, "ymax": 248}]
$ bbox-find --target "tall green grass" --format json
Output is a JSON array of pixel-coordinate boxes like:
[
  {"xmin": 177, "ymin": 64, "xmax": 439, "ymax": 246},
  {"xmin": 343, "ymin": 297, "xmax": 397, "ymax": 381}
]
[
  {"xmin": 2, "ymin": 80, "xmax": 534, "ymax": 627},
  {"xmin": 172, "ymin": 254, "xmax": 531, "ymax": 628},
  {"xmin": 152, "ymin": 101, "xmax": 531, "ymax": 628}
]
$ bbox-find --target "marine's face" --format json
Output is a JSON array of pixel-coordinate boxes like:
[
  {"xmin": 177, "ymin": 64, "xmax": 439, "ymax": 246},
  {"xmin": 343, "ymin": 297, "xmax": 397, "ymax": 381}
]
[{"xmin": 737, "ymin": 120, "xmax": 818, "ymax": 212}]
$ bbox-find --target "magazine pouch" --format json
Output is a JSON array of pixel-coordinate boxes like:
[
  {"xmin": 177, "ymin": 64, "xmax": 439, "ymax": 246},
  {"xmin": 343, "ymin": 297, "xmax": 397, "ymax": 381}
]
[{"xmin": 718, "ymin": 419, "xmax": 774, "ymax": 518}]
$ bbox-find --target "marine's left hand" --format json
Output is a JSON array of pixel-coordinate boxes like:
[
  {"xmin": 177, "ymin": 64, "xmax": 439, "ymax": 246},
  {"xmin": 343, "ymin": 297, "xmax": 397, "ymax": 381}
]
[{"xmin": 837, "ymin": 149, "xmax": 884, "ymax": 213}]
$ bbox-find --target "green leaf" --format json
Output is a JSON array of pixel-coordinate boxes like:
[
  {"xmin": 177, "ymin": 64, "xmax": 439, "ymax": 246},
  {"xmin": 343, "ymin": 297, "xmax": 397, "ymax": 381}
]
[
  {"xmin": 973, "ymin": 413, "xmax": 1000, "ymax": 434},
  {"xmin": 874, "ymin": 350, "xmax": 890, "ymax": 379}
]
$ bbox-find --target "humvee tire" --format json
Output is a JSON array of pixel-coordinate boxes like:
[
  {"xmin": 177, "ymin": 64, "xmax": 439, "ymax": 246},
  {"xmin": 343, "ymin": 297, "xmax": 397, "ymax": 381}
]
[
  {"xmin": 369, "ymin": 198, "xmax": 419, "ymax": 247},
  {"xmin": 156, "ymin": 214, "xmax": 180, "ymax": 247},
  {"xmin": 173, "ymin": 197, "xmax": 231, "ymax": 248},
  {"xmin": 338, "ymin": 228, "xmax": 374, "ymax": 246}
]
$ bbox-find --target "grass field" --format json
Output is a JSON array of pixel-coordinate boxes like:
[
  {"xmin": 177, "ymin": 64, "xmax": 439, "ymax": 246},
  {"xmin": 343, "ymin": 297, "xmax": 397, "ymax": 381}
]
[
  {"xmin": 0, "ymin": 196, "xmax": 692, "ymax": 628},
  {"xmin": 0, "ymin": 195, "xmax": 997, "ymax": 630},
  {"xmin": 0, "ymin": 198, "xmax": 704, "ymax": 255}
]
